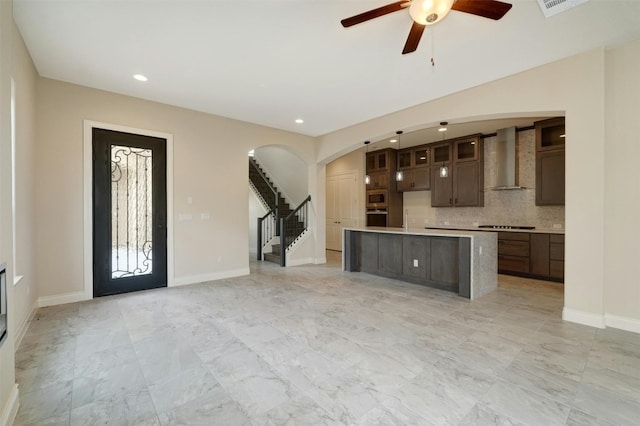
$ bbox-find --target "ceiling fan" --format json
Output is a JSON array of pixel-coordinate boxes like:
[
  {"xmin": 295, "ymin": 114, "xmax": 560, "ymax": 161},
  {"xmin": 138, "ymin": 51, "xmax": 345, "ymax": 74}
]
[{"xmin": 341, "ymin": 0, "xmax": 513, "ymax": 54}]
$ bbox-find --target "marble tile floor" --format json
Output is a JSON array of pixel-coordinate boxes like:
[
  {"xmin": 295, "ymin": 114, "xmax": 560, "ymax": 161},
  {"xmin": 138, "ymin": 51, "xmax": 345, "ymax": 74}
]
[{"xmin": 13, "ymin": 251, "xmax": 640, "ymax": 425}]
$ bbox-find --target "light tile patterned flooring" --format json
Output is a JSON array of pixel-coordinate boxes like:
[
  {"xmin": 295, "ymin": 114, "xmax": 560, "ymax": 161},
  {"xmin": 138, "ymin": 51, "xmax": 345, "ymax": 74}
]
[{"xmin": 13, "ymin": 251, "xmax": 640, "ymax": 425}]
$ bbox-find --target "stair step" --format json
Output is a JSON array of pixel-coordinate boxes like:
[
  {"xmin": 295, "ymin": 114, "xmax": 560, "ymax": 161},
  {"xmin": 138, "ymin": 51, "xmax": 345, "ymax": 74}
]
[
  {"xmin": 271, "ymin": 244, "xmax": 280, "ymax": 253},
  {"xmin": 264, "ymin": 252, "xmax": 280, "ymax": 264}
]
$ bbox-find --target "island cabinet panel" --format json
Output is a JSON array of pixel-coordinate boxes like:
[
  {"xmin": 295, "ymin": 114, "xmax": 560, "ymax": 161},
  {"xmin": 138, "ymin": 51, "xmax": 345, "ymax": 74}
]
[
  {"xmin": 430, "ymin": 237, "xmax": 460, "ymax": 287},
  {"xmin": 359, "ymin": 232, "xmax": 379, "ymax": 273},
  {"xmin": 402, "ymin": 235, "xmax": 429, "ymax": 279},
  {"xmin": 345, "ymin": 230, "xmax": 472, "ymax": 297},
  {"xmin": 378, "ymin": 234, "xmax": 403, "ymax": 275}
]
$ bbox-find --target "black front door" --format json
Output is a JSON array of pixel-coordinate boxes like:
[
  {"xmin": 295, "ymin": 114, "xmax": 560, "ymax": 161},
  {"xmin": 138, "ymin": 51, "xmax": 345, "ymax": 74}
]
[{"xmin": 93, "ymin": 128, "xmax": 167, "ymax": 297}]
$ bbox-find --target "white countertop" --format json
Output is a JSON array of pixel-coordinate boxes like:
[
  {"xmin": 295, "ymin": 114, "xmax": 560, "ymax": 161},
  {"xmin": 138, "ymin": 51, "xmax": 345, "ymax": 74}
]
[{"xmin": 344, "ymin": 226, "xmax": 493, "ymax": 238}]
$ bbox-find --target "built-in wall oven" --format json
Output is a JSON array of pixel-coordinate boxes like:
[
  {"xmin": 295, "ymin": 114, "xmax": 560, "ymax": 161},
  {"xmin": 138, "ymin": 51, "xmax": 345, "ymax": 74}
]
[
  {"xmin": 366, "ymin": 209, "xmax": 387, "ymax": 227},
  {"xmin": 366, "ymin": 189, "xmax": 388, "ymax": 209}
]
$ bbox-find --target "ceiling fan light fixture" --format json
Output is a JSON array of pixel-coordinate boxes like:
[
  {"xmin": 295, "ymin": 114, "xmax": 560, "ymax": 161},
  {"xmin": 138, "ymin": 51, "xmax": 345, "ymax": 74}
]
[{"xmin": 409, "ymin": 0, "xmax": 455, "ymax": 25}]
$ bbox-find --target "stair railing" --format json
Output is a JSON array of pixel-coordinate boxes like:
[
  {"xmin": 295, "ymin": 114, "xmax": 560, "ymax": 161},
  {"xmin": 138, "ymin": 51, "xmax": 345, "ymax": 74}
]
[
  {"xmin": 257, "ymin": 210, "xmax": 277, "ymax": 260},
  {"xmin": 250, "ymin": 158, "xmax": 280, "ymax": 247},
  {"xmin": 279, "ymin": 195, "xmax": 311, "ymax": 267},
  {"xmin": 249, "ymin": 158, "xmax": 279, "ymax": 219}
]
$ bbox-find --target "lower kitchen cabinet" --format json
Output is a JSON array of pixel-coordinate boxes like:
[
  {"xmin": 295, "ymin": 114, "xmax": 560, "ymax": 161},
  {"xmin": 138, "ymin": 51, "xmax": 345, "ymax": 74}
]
[
  {"xmin": 498, "ymin": 231, "xmax": 564, "ymax": 282},
  {"xmin": 549, "ymin": 234, "xmax": 565, "ymax": 279},
  {"xmin": 498, "ymin": 232, "xmax": 530, "ymax": 274},
  {"xmin": 530, "ymin": 233, "xmax": 550, "ymax": 276}
]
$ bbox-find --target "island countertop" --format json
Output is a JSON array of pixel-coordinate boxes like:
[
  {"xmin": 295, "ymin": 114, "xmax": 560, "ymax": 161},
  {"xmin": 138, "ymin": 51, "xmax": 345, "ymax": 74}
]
[
  {"xmin": 344, "ymin": 226, "xmax": 496, "ymax": 238},
  {"xmin": 342, "ymin": 226, "xmax": 497, "ymax": 300}
]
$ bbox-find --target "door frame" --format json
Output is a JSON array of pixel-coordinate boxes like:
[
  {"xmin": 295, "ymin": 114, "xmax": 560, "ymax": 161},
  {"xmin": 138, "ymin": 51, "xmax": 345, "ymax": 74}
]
[{"xmin": 83, "ymin": 120, "xmax": 174, "ymax": 300}]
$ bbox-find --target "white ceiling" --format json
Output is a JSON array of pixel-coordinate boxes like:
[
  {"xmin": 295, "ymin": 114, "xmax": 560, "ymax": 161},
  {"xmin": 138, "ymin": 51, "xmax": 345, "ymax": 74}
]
[{"xmin": 13, "ymin": 0, "xmax": 640, "ymax": 137}]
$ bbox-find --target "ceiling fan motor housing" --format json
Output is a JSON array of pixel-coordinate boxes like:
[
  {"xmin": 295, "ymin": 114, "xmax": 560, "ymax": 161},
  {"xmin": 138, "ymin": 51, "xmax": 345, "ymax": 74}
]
[{"xmin": 409, "ymin": 0, "xmax": 455, "ymax": 25}]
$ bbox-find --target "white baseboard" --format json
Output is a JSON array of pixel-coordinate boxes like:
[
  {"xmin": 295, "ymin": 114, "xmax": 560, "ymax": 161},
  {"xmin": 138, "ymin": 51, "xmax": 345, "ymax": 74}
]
[
  {"xmin": 314, "ymin": 257, "xmax": 327, "ymax": 265},
  {"xmin": 171, "ymin": 268, "xmax": 250, "ymax": 287},
  {"xmin": 38, "ymin": 291, "xmax": 86, "ymax": 308},
  {"xmin": 562, "ymin": 307, "xmax": 606, "ymax": 329},
  {"xmin": 605, "ymin": 314, "xmax": 640, "ymax": 334},
  {"xmin": 14, "ymin": 302, "xmax": 38, "ymax": 351},
  {"xmin": 0, "ymin": 384, "xmax": 19, "ymax": 426},
  {"xmin": 286, "ymin": 257, "xmax": 314, "ymax": 267}
]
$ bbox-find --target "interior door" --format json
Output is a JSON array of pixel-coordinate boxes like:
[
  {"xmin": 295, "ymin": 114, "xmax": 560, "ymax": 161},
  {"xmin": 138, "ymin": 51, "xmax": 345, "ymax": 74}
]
[
  {"xmin": 93, "ymin": 128, "xmax": 167, "ymax": 297},
  {"xmin": 326, "ymin": 172, "xmax": 358, "ymax": 251}
]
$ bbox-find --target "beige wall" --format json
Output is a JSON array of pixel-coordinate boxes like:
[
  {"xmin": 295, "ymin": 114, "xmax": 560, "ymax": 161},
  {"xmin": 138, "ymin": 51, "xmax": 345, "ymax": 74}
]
[
  {"xmin": 0, "ymin": 1, "xmax": 16, "ymax": 421},
  {"xmin": 317, "ymin": 47, "xmax": 637, "ymax": 331},
  {"xmin": 11, "ymin": 21, "xmax": 38, "ymax": 347},
  {"xmin": 1, "ymin": 2, "xmax": 39, "ymax": 422},
  {"xmin": 254, "ymin": 146, "xmax": 308, "ymax": 207},
  {"xmin": 604, "ymin": 39, "xmax": 640, "ymax": 329},
  {"xmin": 35, "ymin": 78, "xmax": 317, "ymax": 299}
]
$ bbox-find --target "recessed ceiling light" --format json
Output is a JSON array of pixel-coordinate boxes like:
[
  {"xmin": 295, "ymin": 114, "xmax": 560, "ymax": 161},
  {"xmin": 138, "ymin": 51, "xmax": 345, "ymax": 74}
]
[
  {"xmin": 133, "ymin": 74, "xmax": 148, "ymax": 82},
  {"xmin": 295, "ymin": 118, "xmax": 304, "ymax": 124}
]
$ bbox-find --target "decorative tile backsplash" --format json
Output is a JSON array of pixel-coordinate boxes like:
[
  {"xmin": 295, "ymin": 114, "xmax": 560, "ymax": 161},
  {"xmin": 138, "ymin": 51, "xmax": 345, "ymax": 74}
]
[{"xmin": 403, "ymin": 129, "xmax": 565, "ymax": 229}]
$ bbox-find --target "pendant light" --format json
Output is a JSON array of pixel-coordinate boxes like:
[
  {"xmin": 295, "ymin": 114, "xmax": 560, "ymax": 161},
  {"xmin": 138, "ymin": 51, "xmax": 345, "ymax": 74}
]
[
  {"xmin": 395, "ymin": 131, "xmax": 404, "ymax": 182},
  {"xmin": 438, "ymin": 122, "xmax": 449, "ymax": 178},
  {"xmin": 364, "ymin": 141, "xmax": 371, "ymax": 185}
]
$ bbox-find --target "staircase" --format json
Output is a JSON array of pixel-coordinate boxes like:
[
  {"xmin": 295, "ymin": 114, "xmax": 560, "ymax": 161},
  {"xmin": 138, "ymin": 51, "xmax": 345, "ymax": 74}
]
[{"xmin": 249, "ymin": 157, "xmax": 309, "ymax": 266}]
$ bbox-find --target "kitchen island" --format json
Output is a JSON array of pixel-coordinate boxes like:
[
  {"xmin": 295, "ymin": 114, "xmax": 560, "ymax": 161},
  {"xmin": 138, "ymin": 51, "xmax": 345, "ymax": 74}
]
[{"xmin": 343, "ymin": 227, "xmax": 497, "ymax": 299}]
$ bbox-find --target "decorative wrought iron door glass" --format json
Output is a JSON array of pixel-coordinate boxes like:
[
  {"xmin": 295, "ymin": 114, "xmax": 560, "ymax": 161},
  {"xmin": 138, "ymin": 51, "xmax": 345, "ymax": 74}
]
[{"xmin": 111, "ymin": 145, "xmax": 153, "ymax": 278}]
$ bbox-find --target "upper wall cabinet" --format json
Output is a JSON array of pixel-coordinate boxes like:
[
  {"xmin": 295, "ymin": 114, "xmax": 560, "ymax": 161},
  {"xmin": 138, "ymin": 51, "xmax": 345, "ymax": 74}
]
[
  {"xmin": 397, "ymin": 144, "xmax": 430, "ymax": 192},
  {"xmin": 535, "ymin": 117, "xmax": 565, "ymax": 205},
  {"xmin": 366, "ymin": 150, "xmax": 389, "ymax": 172},
  {"xmin": 366, "ymin": 149, "xmax": 398, "ymax": 190},
  {"xmin": 431, "ymin": 135, "xmax": 484, "ymax": 207}
]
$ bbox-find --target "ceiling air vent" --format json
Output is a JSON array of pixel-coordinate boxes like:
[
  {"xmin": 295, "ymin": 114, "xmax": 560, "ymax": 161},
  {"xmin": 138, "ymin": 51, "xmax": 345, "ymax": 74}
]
[{"xmin": 536, "ymin": 0, "xmax": 589, "ymax": 18}]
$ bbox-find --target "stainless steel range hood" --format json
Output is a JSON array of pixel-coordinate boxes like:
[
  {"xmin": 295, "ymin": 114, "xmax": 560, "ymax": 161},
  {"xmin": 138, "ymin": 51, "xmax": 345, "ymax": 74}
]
[{"xmin": 490, "ymin": 126, "xmax": 526, "ymax": 190}]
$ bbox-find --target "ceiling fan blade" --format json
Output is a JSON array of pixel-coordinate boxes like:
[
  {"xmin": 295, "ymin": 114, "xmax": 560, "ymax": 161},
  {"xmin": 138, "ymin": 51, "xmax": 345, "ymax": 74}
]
[
  {"xmin": 402, "ymin": 21, "xmax": 426, "ymax": 54},
  {"xmin": 341, "ymin": 1, "xmax": 410, "ymax": 28},
  {"xmin": 451, "ymin": 0, "xmax": 512, "ymax": 20}
]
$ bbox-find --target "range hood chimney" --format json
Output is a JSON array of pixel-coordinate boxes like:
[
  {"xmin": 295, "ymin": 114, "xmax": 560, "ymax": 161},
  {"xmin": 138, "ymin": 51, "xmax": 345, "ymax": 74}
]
[{"xmin": 491, "ymin": 126, "xmax": 525, "ymax": 190}]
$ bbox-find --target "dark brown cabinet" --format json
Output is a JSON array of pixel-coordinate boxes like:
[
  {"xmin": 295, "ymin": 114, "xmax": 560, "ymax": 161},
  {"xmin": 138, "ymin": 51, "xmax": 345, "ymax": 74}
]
[
  {"xmin": 397, "ymin": 167, "xmax": 430, "ymax": 192},
  {"xmin": 530, "ymin": 233, "xmax": 550, "ymax": 276},
  {"xmin": 535, "ymin": 118, "xmax": 565, "ymax": 206},
  {"xmin": 365, "ymin": 149, "xmax": 403, "ymax": 227},
  {"xmin": 366, "ymin": 151, "xmax": 388, "ymax": 172},
  {"xmin": 366, "ymin": 170, "xmax": 389, "ymax": 189},
  {"xmin": 549, "ymin": 234, "xmax": 565, "ymax": 279},
  {"xmin": 397, "ymin": 145, "xmax": 430, "ymax": 192},
  {"xmin": 430, "ymin": 136, "xmax": 483, "ymax": 207},
  {"xmin": 498, "ymin": 232, "xmax": 530, "ymax": 274},
  {"xmin": 498, "ymin": 231, "xmax": 564, "ymax": 282}
]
